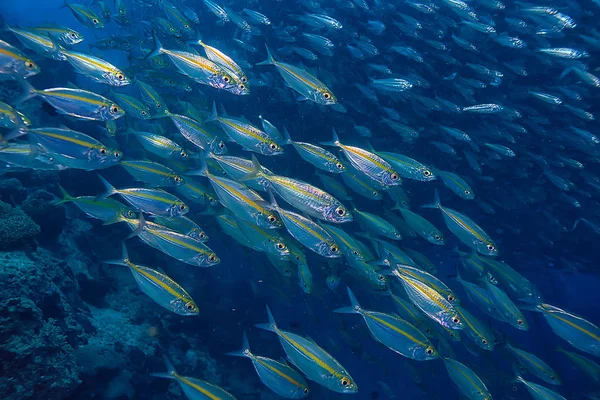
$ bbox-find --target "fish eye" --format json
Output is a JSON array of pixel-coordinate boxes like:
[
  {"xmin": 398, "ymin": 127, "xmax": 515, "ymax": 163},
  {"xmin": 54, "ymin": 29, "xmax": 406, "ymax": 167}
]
[
  {"xmin": 353, "ymin": 250, "xmax": 360, "ymax": 256},
  {"xmin": 268, "ymin": 215, "xmax": 277, "ymax": 223},
  {"xmin": 117, "ymin": 74, "xmax": 124, "ymax": 80},
  {"xmin": 391, "ymin": 173, "xmax": 399, "ymax": 181},
  {"xmin": 550, "ymin": 376, "xmax": 556, "ymax": 381},
  {"xmin": 156, "ymin": 103, "xmax": 162, "ymax": 108},
  {"xmin": 174, "ymin": 176, "xmax": 182, "ymax": 182},
  {"xmin": 447, "ymin": 294, "xmax": 455, "ymax": 302},
  {"xmin": 336, "ymin": 162, "xmax": 344, "ymax": 169},
  {"xmin": 269, "ymin": 143, "xmax": 277, "ymax": 150},
  {"xmin": 426, "ymin": 347, "xmax": 434, "ymax": 355},
  {"xmin": 99, "ymin": 148, "xmax": 107, "ymax": 155},
  {"xmin": 209, "ymin": 254, "xmax": 217, "ymax": 262},
  {"xmin": 199, "ymin": 232, "xmax": 206, "ymax": 239},
  {"xmin": 517, "ymin": 319, "xmax": 524, "ymax": 325},
  {"xmin": 93, "ymin": 19, "xmax": 99, "ymax": 24},
  {"xmin": 114, "ymin": 151, "xmax": 121, "ymax": 158},
  {"xmin": 465, "ymin": 190, "xmax": 471, "ymax": 195},
  {"xmin": 323, "ymin": 92, "xmax": 332, "ymax": 100},
  {"xmin": 303, "ymin": 389, "xmax": 309, "ymax": 395},
  {"xmin": 452, "ymin": 317, "xmax": 460, "ymax": 324},
  {"xmin": 394, "ymin": 232, "xmax": 401, "ymax": 238},
  {"xmin": 330, "ymin": 245, "xmax": 339, "ymax": 253},
  {"xmin": 335, "ymin": 207, "xmax": 346, "ymax": 216},
  {"xmin": 512, "ymin": 386, "xmax": 518, "ymax": 392},
  {"xmin": 276, "ymin": 242, "xmax": 285, "ymax": 250},
  {"xmin": 434, "ymin": 234, "xmax": 440, "ymax": 240},
  {"xmin": 341, "ymin": 377, "xmax": 350, "ymax": 386},
  {"xmin": 141, "ymin": 110, "xmax": 147, "ymax": 116},
  {"xmin": 180, "ymin": 151, "xmax": 188, "ymax": 157},
  {"xmin": 482, "ymin": 339, "xmax": 488, "ymax": 345},
  {"xmin": 378, "ymin": 274, "xmax": 385, "ymax": 281},
  {"xmin": 179, "ymin": 204, "xmax": 186, "ymax": 210},
  {"xmin": 424, "ymin": 170, "xmax": 432, "ymax": 176},
  {"xmin": 25, "ymin": 61, "xmax": 34, "ymax": 69},
  {"xmin": 486, "ymin": 244, "xmax": 496, "ymax": 251},
  {"xmin": 184, "ymin": 24, "xmax": 189, "ymax": 29},
  {"xmin": 185, "ymin": 302, "xmax": 195, "ymax": 310},
  {"xmin": 111, "ymin": 106, "xmax": 120, "ymax": 114},
  {"xmin": 223, "ymin": 76, "xmax": 230, "ymax": 83},
  {"xmin": 372, "ymin": 191, "xmax": 379, "ymax": 197},
  {"xmin": 241, "ymin": 76, "xmax": 248, "ymax": 83},
  {"xmin": 218, "ymin": 142, "xmax": 225, "ymax": 149},
  {"xmin": 70, "ymin": 32, "xmax": 76, "ymax": 38},
  {"xmin": 239, "ymin": 84, "xmax": 246, "ymax": 90}
]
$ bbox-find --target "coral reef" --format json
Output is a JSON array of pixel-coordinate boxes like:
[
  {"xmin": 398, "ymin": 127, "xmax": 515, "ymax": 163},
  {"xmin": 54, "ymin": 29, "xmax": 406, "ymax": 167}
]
[{"xmin": 0, "ymin": 200, "xmax": 40, "ymax": 250}]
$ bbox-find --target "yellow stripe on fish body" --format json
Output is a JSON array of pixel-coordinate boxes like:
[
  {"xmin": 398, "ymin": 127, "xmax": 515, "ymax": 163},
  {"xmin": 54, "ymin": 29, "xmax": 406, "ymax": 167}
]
[
  {"xmin": 175, "ymin": 375, "xmax": 222, "ymax": 400},
  {"xmin": 278, "ymin": 330, "xmax": 342, "ymax": 379},
  {"xmin": 363, "ymin": 311, "xmax": 431, "ymax": 349},
  {"xmin": 253, "ymin": 357, "xmax": 305, "ymax": 388}
]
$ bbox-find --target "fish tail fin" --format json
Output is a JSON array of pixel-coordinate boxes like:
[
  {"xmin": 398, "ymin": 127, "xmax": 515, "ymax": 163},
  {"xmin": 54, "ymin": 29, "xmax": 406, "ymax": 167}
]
[
  {"xmin": 185, "ymin": 152, "xmax": 209, "ymax": 177},
  {"xmin": 53, "ymin": 185, "xmax": 74, "ymax": 205},
  {"xmin": 560, "ymin": 67, "xmax": 574, "ymax": 80},
  {"xmin": 126, "ymin": 213, "xmax": 147, "ymax": 240},
  {"xmin": 255, "ymin": 305, "xmax": 277, "ymax": 332},
  {"xmin": 205, "ymin": 101, "xmax": 219, "ymax": 123},
  {"xmin": 0, "ymin": 128, "xmax": 26, "ymax": 145},
  {"xmin": 239, "ymin": 154, "xmax": 264, "ymax": 182},
  {"xmin": 225, "ymin": 331, "xmax": 251, "ymax": 358},
  {"xmin": 334, "ymin": 287, "xmax": 361, "ymax": 314},
  {"xmin": 102, "ymin": 212, "xmax": 130, "ymax": 226},
  {"xmin": 104, "ymin": 243, "xmax": 130, "ymax": 267},
  {"xmin": 256, "ymin": 44, "xmax": 275, "ymax": 66},
  {"xmin": 281, "ymin": 127, "xmax": 292, "ymax": 146},
  {"xmin": 421, "ymin": 189, "xmax": 441, "ymax": 209},
  {"xmin": 14, "ymin": 78, "xmax": 38, "ymax": 105},
  {"xmin": 144, "ymin": 31, "xmax": 164, "ymax": 60},
  {"xmin": 319, "ymin": 127, "xmax": 341, "ymax": 147},
  {"xmin": 568, "ymin": 218, "xmax": 581, "ymax": 232},
  {"xmin": 151, "ymin": 356, "xmax": 177, "ymax": 380},
  {"xmin": 95, "ymin": 175, "xmax": 118, "ymax": 201}
]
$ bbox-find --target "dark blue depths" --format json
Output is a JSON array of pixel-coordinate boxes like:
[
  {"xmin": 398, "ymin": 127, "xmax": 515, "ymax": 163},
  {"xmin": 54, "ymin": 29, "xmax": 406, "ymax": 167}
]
[{"xmin": 0, "ymin": 0, "xmax": 599, "ymax": 399}]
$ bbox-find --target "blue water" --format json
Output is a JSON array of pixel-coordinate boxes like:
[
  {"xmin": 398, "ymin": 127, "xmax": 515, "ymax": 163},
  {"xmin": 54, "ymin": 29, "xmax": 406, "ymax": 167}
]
[{"xmin": 1, "ymin": 0, "xmax": 599, "ymax": 399}]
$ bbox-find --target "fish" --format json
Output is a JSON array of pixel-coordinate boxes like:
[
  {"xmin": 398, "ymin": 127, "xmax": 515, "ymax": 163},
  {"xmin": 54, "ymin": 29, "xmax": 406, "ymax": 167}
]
[
  {"xmin": 443, "ymin": 358, "xmax": 492, "ymax": 400},
  {"xmin": 119, "ymin": 160, "xmax": 184, "ymax": 187},
  {"xmin": 335, "ymin": 287, "xmax": 438, "ymax": 360},
  {"xmin": 256, "ymin": 306, "xmax": 357, "ymax": 393},
  {"xmin": 152, "ymin": 356, "xmax": 236, "ymax": 399},
  {"xmin": 267, "ymin": 193, "xmax": 341, "ymax": 258},
  {"xmin": 63, "ymin": 2, "xmax": 104, "ymax": 28},
  {"xmin": 146, "ymin": 34, "xmax": 240, "ymax": 94},
  {"xmin": 282, "ymin": 128, "xmax": 346, "ymax": 173},
  {"xmin": 320, "ymin": 129, "xmax": 401, "ymax": 187},
  {"xmin": 17, "ymin": 81, "xmax": 124, "ymax": 121},
  {"xmin": 506, "ymin": 343, "xmax": 560, "ymax": 385},
  {"xmin": 398, "ymin": 207, "xmax": 445, "ymax": 245},
  {"xmin": 61, "ymin": 49, "xmax": 130, "ymax": 86},
  {"xmin": 525, "ymin": 303, "xmax": 600, "ymax": 357},
  {"xmin": 105, "ymin": 244, "xmax": 198, "ymax": 315},
  {"xmin": 256, "ymin": 45, "xmax": 337, "ymax": 105},
  {"xmin": 243, "ymin": 155, "xmax": 352, "ymax": 224},
  {"xmin": 0, "ymin": 39, "xmax": 40, "ymax": 77},
  {"xmin": 226, "ymin": 332, "xmax": 309, "ymax": 398},
  {"xmin": 422, "ymin": 190, "xmax": 498, "ymax": 256},
  {"xmin": 96, "ymin": 175, "xmax": 188, "ymax": 217},
  {"xmin": 26, "ymin": 127, "xmax": 122, "ymax": 170}
]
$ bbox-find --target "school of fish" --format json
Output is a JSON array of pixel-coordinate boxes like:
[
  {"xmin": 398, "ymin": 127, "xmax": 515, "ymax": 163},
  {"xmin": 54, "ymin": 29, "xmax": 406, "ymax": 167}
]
[{"xmin": 1, "ymin": 0, "xmax": 599, "ymax": 398}]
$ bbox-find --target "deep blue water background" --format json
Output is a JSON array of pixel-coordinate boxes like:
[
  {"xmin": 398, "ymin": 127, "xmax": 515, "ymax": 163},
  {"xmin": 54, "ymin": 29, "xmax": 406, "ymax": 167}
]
[{"xmin": 1, "ymin": 0, "xmax": 600, "ymax": 399}]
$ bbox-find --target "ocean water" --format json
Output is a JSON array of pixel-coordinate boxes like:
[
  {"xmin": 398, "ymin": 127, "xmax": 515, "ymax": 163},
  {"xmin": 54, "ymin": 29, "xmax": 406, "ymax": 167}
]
[{"xmin": 0, "ymin": 0, "xmax": 599, "ymax": 399}]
